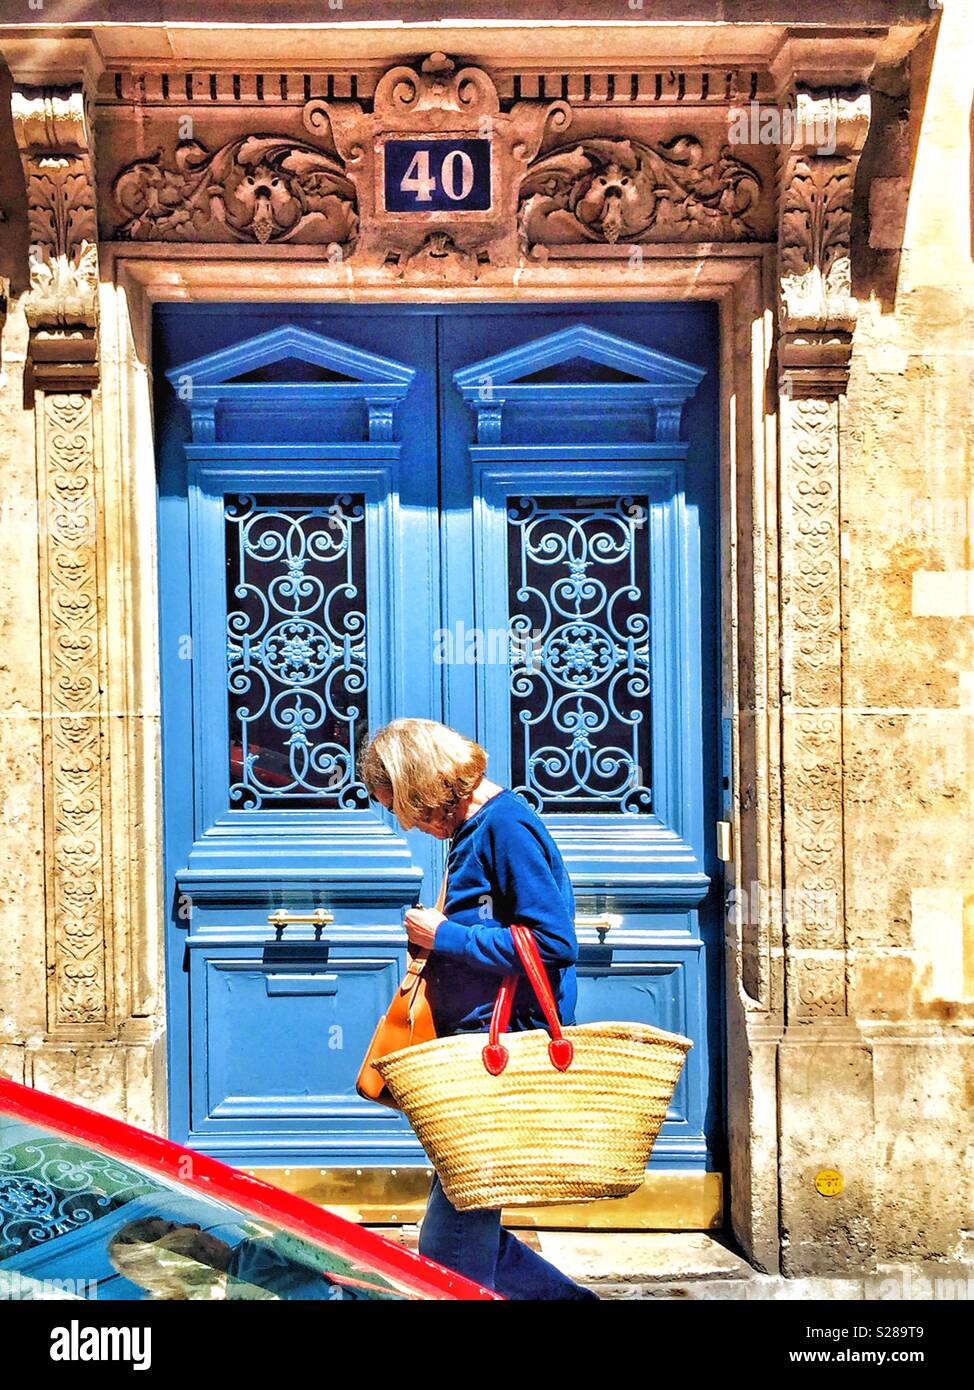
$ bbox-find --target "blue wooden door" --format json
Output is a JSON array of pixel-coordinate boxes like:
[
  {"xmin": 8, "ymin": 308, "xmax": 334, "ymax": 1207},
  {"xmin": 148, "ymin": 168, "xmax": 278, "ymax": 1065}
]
[{"xmin": 155, "ymin": 303, "xmax": 722, "ymax": 1184}]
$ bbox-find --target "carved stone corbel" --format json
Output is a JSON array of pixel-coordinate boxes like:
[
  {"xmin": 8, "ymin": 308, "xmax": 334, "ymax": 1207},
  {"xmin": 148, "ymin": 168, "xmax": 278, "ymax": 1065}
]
[
  {"xmin": 776, "ymin": 87, "xmax": 871, "ymax": 1023},
  {"xmin": 777, "ymin": 87, "xmax": 871, "ymax": 398},
  {"xmin": 11, "ymin": 83, "xmax": 100, "ymax": 391}
]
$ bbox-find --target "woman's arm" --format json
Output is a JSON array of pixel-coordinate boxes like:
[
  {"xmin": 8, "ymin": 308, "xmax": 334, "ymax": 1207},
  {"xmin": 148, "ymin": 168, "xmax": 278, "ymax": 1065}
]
[{"xmin": 431, "ymin": 817, "xmax": 577, "ymax": 976}]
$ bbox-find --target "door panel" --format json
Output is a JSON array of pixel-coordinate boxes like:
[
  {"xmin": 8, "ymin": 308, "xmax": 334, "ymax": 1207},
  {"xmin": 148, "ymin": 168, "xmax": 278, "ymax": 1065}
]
[
  {"xmin": 189, "ymin": 948, "xmax": 405, "ymax": 1141},
  {"xmin": 156, "ymin": 309, "xmax": 446, "ymax": 1164},
  {"xmin": 155, "ymin": 303, "xmax": 723, "ymax": 1185},
  {"xmin": 438, "ymin": 307, "xmax": 721, "ymax": 1172}
]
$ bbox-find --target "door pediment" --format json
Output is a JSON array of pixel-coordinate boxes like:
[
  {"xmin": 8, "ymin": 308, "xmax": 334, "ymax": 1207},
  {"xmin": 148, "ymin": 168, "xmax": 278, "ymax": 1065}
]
[
  {"xmin": 454, "ymin": 324, "xmax": 706, "ymax": 442},
  {"xmin": 165, "ymin": 325, "xmax": 416, "ymax": 443},
  {"xmin": 165, "ymin": 324, "xmax": 416, "ymax": 392}
]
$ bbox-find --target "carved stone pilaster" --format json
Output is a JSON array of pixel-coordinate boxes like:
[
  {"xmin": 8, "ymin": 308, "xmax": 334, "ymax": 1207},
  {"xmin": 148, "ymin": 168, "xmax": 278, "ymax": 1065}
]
[
  {"xmin": 779, "ymin": 396, "xmax": 846, "ymax": 1020},
  {"xmin": 11, "ymin": 83, "xmax": 100, "ymax": 390},
  {"xmin": 35, "ymin": 391, "xmax": 114, "ymax": 1031},
  {"xmin": 776, "ymin": 88, "xmax": 869, "ymax": 1023},
  {"xmin": 11, "ymin": 81, "xmax": 112, "ymax": 1032}
]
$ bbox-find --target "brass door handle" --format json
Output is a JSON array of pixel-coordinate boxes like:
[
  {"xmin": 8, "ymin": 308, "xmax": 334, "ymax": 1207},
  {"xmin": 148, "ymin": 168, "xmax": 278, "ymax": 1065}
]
[
  {"xmin": 575, "ymin": 913, "xmax": 623, "ymax": 935},
  {"xmin": 266, "ymin": 908, "xmax": 335, "ymax": 938}
]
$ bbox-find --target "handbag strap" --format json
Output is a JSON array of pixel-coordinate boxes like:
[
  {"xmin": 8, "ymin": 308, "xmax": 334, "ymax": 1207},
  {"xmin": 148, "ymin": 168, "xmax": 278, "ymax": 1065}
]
[
  {"xmin": 482, "ymin": 924, "xmax": 574, "ymax": 1076},
  {"xmin": 402, "ymin": 854, "xmax": 450, "ymax": 983},
  {"xmin": 434, "ymin": 855, "xmax": 450, "ymax": 914}
]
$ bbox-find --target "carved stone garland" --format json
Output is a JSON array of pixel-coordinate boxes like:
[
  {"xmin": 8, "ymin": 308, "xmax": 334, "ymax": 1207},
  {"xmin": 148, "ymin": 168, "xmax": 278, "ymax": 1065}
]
[
  {"xmin": 776, "ymin": 88, "xmax": 871, "ymax": 1022},
  {"xmin": 12, "ymin": 83, "xmax": 113, "ymax": 1032}
]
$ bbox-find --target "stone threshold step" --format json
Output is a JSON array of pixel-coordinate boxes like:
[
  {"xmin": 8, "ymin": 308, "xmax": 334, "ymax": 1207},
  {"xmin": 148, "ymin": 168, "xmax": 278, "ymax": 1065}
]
[
  {"xmin": 367, "ymin": 1226, "xmax": 974, "ymax": 1299},
  {"xmin": 366, "ymin": 1227, "xmax": 755, "ymax": 1283}
]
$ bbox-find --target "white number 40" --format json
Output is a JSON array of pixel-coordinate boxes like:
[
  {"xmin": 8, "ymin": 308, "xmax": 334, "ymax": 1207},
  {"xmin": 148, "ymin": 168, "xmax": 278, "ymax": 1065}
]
[{"xmin": 399, "ymin": 147, "xmax": 475, "ymax": 203}]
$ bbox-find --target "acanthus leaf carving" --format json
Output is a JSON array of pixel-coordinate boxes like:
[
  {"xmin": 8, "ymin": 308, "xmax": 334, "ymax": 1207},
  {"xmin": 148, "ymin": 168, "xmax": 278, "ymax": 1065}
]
[
  {"xmin": 110, "ymin": 134, "xmax": 358, "ymax": 249},
  {"xmin": 776, "ymin": 87, "xmax": 870, "ymax": 395},
  {"xmin": 11, "ymin": 84, "xmax": 100, "ymax": 344},
  {"xmin": 518, "ymin": 135, "xmax": 763, "ymax": 251},
  {"xmin": 779, "ymin": 156, "xmax": 856, "ymax": 330}
]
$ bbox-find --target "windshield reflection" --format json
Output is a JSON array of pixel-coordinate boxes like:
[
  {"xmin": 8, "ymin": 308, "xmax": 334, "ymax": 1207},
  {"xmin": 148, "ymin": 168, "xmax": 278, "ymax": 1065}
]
[{"xmin": 0, "ymin": 1116, "xmax": 410, "ymax": 1300}]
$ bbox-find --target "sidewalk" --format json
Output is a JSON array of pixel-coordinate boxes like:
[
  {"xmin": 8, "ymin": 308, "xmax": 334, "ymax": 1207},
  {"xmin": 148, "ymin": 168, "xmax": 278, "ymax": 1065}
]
[{"xmin": 367, "ymin": 1227, "xmax": 974, "ymax": 1299}]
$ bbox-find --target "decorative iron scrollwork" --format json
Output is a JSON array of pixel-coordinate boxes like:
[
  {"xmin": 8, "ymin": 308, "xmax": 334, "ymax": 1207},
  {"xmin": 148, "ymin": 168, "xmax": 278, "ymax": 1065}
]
[
  {"xmin": 0, "ymin": 1136, "xmax": 156, "ymax": 1258},
  {"xmin": 225, "ymin": 493, "xmax": 369, "ymax": 810},
  {"xmin": 507, "ymin": 494, "xmax": 652, "ymax": 815}
]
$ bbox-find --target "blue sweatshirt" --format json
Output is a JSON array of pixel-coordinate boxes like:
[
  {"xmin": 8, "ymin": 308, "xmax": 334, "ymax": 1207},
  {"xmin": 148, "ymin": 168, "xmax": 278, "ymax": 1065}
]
[{"xmin": 425, "ymin": 788, "xmax": 579, "ymax": 1036}]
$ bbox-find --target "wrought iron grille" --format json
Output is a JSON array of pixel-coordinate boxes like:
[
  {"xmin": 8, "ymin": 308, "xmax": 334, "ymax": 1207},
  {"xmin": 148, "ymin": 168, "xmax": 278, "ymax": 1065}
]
[
  {"xmin": 225, "ymin": 492, "xmax": 369, "ymax": 810},
  {"xmin": 507, "ymin": 493, "xmax": 652, "ymax": 814}
]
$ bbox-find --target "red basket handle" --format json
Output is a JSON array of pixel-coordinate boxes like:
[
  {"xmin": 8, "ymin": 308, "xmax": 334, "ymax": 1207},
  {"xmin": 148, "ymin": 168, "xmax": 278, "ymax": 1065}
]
[{"xmin": 482, "ymin": 924, "xmax": 574, "ymax": 1076}]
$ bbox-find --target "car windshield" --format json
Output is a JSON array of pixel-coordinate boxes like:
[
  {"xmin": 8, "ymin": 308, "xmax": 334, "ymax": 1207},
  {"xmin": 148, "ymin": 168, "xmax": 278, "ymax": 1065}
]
[{"xmin": 0, "ymin": 1081, "xmax": 495, "ymax": 1301}]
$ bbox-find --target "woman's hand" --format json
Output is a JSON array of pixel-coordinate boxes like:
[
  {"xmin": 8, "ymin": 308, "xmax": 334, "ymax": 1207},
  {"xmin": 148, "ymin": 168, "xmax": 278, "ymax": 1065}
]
[{"xmin": 404, "ymin": 907, "xmax": 446, "ymax": 950}]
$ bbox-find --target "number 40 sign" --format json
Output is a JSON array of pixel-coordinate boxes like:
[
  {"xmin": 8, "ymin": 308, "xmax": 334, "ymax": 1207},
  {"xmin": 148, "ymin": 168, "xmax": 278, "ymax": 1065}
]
[{"xmin": 383, "ymin": 138, "xmax": 492, "ymax": 213}]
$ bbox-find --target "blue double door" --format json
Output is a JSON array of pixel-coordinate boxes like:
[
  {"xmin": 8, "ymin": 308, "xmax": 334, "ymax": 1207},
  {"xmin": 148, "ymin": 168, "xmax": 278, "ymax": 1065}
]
[{"xmin": 155, "ymin": 301, "xmax": 724, "ymax": 1185}]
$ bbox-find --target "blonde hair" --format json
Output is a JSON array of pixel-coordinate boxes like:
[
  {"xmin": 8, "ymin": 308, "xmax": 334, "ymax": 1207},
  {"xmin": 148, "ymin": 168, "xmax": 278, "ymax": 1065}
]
[{"xmin": 357, "ymin": 719, "xmax": 487, "ymax": 830}]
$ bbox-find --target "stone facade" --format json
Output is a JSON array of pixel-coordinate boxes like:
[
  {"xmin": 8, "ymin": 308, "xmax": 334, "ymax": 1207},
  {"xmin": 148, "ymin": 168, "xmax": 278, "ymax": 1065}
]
[{"xmin": 0, "ymin": 3, "xmax": 970, "ymax": 1278}]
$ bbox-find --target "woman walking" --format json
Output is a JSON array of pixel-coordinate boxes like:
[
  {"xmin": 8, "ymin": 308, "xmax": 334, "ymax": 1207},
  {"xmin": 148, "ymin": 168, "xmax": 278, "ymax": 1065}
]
[{"xmin": 358, "ymin": 718, "xmax": 599, "ymax": 1301}]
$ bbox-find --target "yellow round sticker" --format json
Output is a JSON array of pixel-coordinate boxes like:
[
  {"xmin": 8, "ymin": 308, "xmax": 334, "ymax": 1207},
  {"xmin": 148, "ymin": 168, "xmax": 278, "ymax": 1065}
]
[{"xmin": 815, "ymin": 1169, "xmax": 844, "ymax": 1197}]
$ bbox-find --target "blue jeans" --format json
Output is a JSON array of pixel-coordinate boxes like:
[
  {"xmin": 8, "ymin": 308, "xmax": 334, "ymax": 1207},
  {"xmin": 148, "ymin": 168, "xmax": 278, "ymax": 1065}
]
[{"xmin": 418, "ymin": 1172, "xmax": 599, "ymax": 1300}]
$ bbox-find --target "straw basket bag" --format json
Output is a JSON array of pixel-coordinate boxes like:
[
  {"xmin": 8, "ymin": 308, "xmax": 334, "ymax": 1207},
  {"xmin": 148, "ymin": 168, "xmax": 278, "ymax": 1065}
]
[{"xmin": 374, "ymin": 922, "xmax": 692, "ymax": 1212}]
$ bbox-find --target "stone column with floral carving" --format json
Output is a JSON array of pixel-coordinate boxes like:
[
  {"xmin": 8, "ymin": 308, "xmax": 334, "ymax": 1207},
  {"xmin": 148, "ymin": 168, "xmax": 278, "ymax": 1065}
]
[
  {"xmin": 11, "ymin": 83, "xmax": 114, "ymax": 1035},
  {"xmin": 776, "ymin": 88, "xmax": 871, "ymax": 1023}
]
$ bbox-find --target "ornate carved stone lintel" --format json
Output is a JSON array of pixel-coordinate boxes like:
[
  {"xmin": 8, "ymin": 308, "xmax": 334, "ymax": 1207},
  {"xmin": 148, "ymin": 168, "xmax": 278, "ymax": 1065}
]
[{"xmin": 94, "ymin": 51, "xmax": 778, "ymax": 276}]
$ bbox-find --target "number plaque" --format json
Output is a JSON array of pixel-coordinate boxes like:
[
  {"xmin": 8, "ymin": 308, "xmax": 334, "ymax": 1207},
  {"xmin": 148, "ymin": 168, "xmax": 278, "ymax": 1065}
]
[{"xmin": 383, "ymin": 138, "xmax": 492, "ymax": 213}]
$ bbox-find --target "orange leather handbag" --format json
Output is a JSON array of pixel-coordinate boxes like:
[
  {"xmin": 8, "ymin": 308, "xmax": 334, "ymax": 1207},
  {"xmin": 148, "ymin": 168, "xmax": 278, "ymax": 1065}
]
[{"xmin": 354, "ymin": 863, "xmax": 447, "ymax": 1109}]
